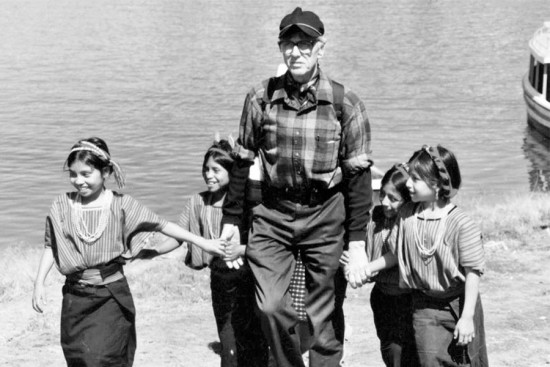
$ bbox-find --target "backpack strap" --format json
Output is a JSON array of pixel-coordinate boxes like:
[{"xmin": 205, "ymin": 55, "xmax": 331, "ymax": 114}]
[
  {"xmin": 330, "ymin": 79, "xmax": 345, "ymax": 123},
  {"xmin": 262, "ymin": 77, "xmax": 278, "ymax": 106}
]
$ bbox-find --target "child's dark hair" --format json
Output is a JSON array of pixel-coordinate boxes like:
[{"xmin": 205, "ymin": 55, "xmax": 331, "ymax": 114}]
[
  {"xmin": 65, "ymin": 137, "xmax": 113, "ymax": 174},
  {"xmin": 380, "ymin": 164, "xmax": 411, "ymax": 202},
  {"xmin": 203, "ymin": 140, "xmax": 234, "ymax": 172},
  {"xmin": 408, "ymin": 145, "xmax": 461, "ymax": 199}
]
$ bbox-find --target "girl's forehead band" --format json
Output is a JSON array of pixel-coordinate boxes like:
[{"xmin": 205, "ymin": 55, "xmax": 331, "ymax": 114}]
[{"xmin": 69, "ymin": 141, "xmax": 125, "ymax": 189}]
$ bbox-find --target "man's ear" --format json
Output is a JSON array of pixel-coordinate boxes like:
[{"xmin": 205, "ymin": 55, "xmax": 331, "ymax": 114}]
[{"xmin": 317, "ymin": 42, "xmax": 325, "ymax": 59}]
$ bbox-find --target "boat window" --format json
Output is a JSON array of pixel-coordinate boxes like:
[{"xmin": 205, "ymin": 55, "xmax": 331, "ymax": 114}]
[
  {"xmin": 529, "ymin": 55, "xmax": 536, "ymax": 87},
  {"xmin": 536, "ymin": 62, "xmax": 544, "ymax": 94}
]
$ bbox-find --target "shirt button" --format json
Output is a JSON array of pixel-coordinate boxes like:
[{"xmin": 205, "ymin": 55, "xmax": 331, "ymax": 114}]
[{"xmin": 294, "ymin": 153, "xmax": 300, "ymax": 157}]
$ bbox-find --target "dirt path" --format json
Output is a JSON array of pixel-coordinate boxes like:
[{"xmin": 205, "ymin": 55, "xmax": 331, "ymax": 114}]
[{"xmin": 2, "ymin": 240, "xmax": 550, "ymax": 366}]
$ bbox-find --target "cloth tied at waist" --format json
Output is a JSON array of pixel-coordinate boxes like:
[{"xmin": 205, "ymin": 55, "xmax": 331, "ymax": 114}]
[{"xmin": 66, "ymin": 261, "xmax": 124, "ymax": 286}]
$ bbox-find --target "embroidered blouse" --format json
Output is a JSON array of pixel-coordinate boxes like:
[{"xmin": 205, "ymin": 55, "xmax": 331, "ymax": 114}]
[
  {"xmin": 396, "ymin": 202, "xmax": 485, "ymax": 298},
  {"xmin": 45, "ymin": 191, "xmax": 167, "ymax": 275}
]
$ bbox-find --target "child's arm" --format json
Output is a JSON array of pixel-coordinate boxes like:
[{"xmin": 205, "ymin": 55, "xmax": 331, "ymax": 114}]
[
  {"xmin": 369, "ymin": 252, "xmax": 397, "ymax": 274},
  {"xmin": 32, "ymin": 248, "xmax": 55, "ymax": 313},
  {"xmin": 453, "ymin": 267, "xmax": 481, "ymax": 345},
  {"xmin": 161, "ymin": 222, "xmax": 226, "ymax": 257},
  {"xmin": 136, "ymin": 237, "xmax": 182, "ymax": 260}
]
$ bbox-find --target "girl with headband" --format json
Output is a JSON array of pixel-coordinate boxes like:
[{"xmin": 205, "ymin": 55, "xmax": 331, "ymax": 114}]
[
  {"xmin": 368, "ymin": 145, "xmax": 488, "ymax": 366},
  {"xmin": 32, "ymin": 137, "xmax": 226, "ymax": 367},
  {"xmin": 142, "ymin": 139, "xmax": 269, "ymax": 367}
]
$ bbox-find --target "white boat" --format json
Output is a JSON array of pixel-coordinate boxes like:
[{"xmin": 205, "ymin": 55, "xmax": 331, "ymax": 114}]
[{"xmin": 523, "ymin": 22, "xmax": 550, "ymax": 138}]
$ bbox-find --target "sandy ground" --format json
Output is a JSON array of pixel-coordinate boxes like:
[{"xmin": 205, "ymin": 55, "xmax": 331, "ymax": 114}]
[{"xmin": 2, "ymin": 237, "xmax": 550, "ymax": 367}]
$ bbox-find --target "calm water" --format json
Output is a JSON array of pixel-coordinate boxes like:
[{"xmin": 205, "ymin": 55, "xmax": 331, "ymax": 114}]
[{"xmin": 1, "ymin": 0, "xmax": 550, "ymax": 247}]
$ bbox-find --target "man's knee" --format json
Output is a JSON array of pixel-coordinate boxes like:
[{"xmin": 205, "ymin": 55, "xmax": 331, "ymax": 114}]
[{"xmin": 258, "ymin": 296, "xmax": 286, "ymax": 318}]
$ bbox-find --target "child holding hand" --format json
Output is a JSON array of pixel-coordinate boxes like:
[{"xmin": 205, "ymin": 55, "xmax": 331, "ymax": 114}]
[
  {"xmin": 32, "ymin": 137, "xmax": 225, "ymax": 367},
  {"xmin": 144, "ymin": 139, "xmax": 268, "ymax": 367},
  {"xmin": 369, "ymin": 145, "xmax": 488, "ymax": 366},
  {"xmin": 363, "ymin": 164, "xmax": 419, "ymax": 367}
]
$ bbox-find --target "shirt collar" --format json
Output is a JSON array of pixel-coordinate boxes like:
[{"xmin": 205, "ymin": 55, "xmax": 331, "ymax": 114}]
[{"xmin": 271, "ymin": 68, "xmax": 333, "ymax": 105}]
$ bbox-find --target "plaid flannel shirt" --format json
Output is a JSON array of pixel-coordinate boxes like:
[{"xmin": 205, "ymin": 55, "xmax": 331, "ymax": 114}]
[{"xmin": 224, "ymin": 69, "xmax": 372, "ymax": 241}]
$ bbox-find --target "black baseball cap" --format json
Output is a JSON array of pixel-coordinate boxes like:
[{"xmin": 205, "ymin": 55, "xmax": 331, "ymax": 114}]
[{"xmin": 279, "ymin": 7, "xmax": 324, "ymax": 38}]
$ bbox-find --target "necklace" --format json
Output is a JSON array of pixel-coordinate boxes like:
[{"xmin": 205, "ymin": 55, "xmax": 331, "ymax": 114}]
[
  {"xmin": 71, "ymin": 189, "xmax": 113, "ymax": 244},
  {"xmin": 413, "ymin": 204, "xmax": 448, "ymax": 261}
]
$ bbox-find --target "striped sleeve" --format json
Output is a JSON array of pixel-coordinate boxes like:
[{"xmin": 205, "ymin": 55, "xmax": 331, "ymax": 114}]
[
  {"xmin": 453, "ymin": 212, "xmax": 485, "ymax": 272},
  {"xmin": 121, "ymin": 195, "xmax": 168, "ymax": 257},
  {"xmin": 364, "ymin": 218, "xmax": 377, "ymax": 261},
  {"xmin": 176, "ymin": 196, "xmax": 192, "ymax": 244}
]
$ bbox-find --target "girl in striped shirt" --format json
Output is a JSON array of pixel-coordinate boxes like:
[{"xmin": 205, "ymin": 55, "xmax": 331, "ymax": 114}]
[
  {"xmin": 32, "ymin": 137, "xmax": 226, "ymax": 367},
  {"xmin": 146, "ymin": 140, "xmax": 268, "ymax": 367},
  {"xmin": 363, "ymin": 164, "xmax": 419, "ymax": 367},
  {"xmin": 368, "ymin": 145, "xmax": 488, "ymax": 366}
]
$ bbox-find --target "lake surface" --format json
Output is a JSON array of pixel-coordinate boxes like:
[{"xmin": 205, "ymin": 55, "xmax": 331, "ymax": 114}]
[{"xmin": 1, "ymin": 0, "xmax": 550, "ymax": 247}]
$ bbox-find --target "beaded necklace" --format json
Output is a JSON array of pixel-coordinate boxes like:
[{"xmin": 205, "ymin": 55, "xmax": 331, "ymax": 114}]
[
  {"xmin": 413, "ymin": 204, "xmax": 448, "ymax": 261},
  {"xmin": 71, "ymin": 189, "xmax": 113, "ymax": 244}
]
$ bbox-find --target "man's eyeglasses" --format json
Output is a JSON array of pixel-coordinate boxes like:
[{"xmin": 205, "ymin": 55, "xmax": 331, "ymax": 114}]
[{"xmin": 278, "ymin": 40, "xmax": 316, "ymax": 54}]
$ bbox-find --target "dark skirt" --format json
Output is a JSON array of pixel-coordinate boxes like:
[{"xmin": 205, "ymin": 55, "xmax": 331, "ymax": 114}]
[
  {"xmin": 370, "ymin": 284, "xmax": 419, "ymax": 367},
  {"xmin": 210, "ymin": 261, "xmax": 269, "ymax": 367},
  {"xmin": 60, "ymin": 277, "xmax": 136, "ymax": 367},
  {"xmin": 412, "ymin": 292, "xmax": 488, "ymax": 367}
]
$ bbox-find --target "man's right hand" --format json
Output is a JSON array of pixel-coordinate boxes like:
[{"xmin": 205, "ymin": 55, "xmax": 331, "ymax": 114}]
[{"xmin": 221, "ymin": 224, "xmax": 243, "ymax": 269}]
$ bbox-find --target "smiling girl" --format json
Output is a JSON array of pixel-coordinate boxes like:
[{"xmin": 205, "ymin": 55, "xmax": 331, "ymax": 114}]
[
  {"xmin": 32, "ymin": 137, "xmax": 225, "ymax": 367},
  {"xmin": 147, "ymin": 139, "xmax": 268, "ymax": 367}
]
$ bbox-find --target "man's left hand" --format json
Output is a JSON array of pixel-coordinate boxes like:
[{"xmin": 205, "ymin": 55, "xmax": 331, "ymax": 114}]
[{"xmin": 345, "ymin": 240, "xmax": 371, "ymax": 288}]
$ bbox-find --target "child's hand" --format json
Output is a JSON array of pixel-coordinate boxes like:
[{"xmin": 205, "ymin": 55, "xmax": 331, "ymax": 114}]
[
  {"xmin": 454, "ymin": 315, "xmax": 475, "ymax": 346},
  {"xmin": 223, "ymin": 241, "xmax": 245, "ymax": 261},
  {"xmin": 201, "ymin": 239, "xmax": 226, "ymax": 257},
  {"xmin": 339, "ymin": 250, "xmax": 350, "ymax": 267},
  {"xmin": 32, "ymin": 284, "xmax": 46, "ymax": 313}
]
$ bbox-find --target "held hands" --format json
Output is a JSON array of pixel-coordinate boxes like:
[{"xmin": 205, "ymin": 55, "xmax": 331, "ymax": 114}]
[
  {"xmin": 220, "ymin": 223, "xmax": 244, "ymax": 269},
  {"xmin": 200, "ymin": 238, "xmax": 227, "ymax": 258},
  {"xmin": 223, "ymin": 241, "xmax": 245, "ymax": 269},
  {"xmin": 345, "ymin": 240, "xmax": 371, "ymax": 289},
  {"xmin": 454, "ymin": 315, "xmax": 475, "ymax": 346},
  {"xmin": 339, "ymin": 250, "xmax": 350, "ymax": 267}
]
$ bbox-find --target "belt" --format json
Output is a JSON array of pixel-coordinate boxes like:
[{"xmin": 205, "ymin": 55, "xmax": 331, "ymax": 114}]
[
  {"xmin": 263, "ymin": 184, "xmax": 341, "ymax": 206},
  {"xmin": 66, "ymin": 262, "xmax": 124, "ymax": 287}
]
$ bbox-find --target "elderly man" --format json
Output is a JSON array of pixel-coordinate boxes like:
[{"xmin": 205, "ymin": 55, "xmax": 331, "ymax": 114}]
[{"xmin": 222, "ymin": 7, "xmax": 373, "ymax": 367}]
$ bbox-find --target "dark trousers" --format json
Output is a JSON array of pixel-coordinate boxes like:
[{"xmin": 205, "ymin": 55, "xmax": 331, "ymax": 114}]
[
  {"xmin": 247, "ymin": 193, "xmax": 345, "ymax": 367},
  {"xmin": 370, "ymin": 285, "xmax": 419, "ymax": 367},
  {"xmin": 61, "ymin": 277, "xmax": 136, "ymax": 367},
  {"xmin": 412, "ymin": 292, "xmax": 489, "ymax": 367},
  {"xmin": 210, "ymin": 262, "xmax": 269, "ymax": 367}
]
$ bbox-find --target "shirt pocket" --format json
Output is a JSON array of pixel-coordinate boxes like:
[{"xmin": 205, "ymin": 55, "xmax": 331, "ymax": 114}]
[{"xmin": 311, "ymin": 112, "xmax": 341, "ymax": 174}]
